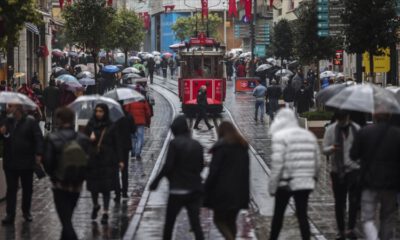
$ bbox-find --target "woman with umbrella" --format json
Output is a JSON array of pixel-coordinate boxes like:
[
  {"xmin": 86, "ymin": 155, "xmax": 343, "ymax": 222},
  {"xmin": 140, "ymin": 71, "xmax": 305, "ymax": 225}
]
[{"xmin": 84, "ymin": 103, "xmax": 124, "ymax": 225}]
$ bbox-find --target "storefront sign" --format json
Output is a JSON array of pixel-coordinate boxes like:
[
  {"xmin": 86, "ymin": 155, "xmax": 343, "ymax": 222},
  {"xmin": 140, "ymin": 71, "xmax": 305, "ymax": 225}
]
[{"xmin": 235, "ymin": 77, "xmax": 259, "ymax": 92}]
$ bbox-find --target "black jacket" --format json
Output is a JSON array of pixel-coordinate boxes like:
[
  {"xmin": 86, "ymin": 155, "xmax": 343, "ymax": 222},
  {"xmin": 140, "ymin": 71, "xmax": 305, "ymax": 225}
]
[
  {"xmin": 44, "ymin": 128, "xmax": 90, "ymax": 183},
  {"xmin": 283, "ymin": 84, "xmax": 296, "ymax": 102},
  {"xmin": 204, "ymin": 140, "xmax": 250, "ymax": 210},
  {"xmin": 116, "ymin": 114, "xmax": 136, "ymax": 151},
  {"xmin": 151, "ymin": 116, "xmax": 204, "ymax": 192},
  {"xmin": 84, "ymin": 119, "xmax": 123, "ymax": 192},
  {"xmin": 43, "ymin": 86, "xmax": 60, "ymax": 110},
  {"xmin": 147, "ymin": 58, "xmax": 156, "ymax": 71},
  {"xmin": 197, "ymin": 89, "xmax": 208, "ymax": 107},
  {"xmin": 266, "ymin": 85, "xmax": 282, "ymax": 100},
  {"xmin": 295, "ymin": 88, "xmax": 312, "ymax": 114},
  {"xmin": 350, "ymin": 122, "xmax": 400, "ymax": 190},
  {"xmin": 1, "ymin": 116, "xmax": 44, "ymax": 170}
]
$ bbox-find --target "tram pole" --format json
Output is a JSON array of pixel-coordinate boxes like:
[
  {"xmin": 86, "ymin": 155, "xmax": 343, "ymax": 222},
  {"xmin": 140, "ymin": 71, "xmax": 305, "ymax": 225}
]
[{"xmin": 250, "ymin": 0, "xmax": 257, "ymax": 77}]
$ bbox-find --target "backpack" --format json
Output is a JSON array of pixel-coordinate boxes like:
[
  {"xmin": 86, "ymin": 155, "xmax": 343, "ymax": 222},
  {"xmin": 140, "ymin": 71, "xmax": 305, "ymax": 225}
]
[{"xmin": 54, "ymin": 134, "xmax": 88, "ymax": 185}]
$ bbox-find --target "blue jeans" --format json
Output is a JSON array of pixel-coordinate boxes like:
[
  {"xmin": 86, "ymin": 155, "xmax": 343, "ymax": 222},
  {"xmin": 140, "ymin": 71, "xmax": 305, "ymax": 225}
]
[
  {"xmin": 255, "ymin": 100, "xmax": 265, "ymax": 121},
  {"xmin": 132, "ymin": 125, "xmax": 145, "ymax": 157}
]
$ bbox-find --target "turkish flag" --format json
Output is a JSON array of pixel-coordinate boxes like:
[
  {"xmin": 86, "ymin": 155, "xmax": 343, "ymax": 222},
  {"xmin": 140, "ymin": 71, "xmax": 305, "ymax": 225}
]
[
  {"xmin": 143, "ymin": 12, "xmax": 150, "ymax": 30},
  {"xmin": 270, "ymin": 0, "xmax": 274, "ymax": 7},
  {"xmin": 201, "ymin": 0, "xmax": 208, "ymax": 22},
  {"xmin": 59, "ymin": 0, "xmax": 64, "ymax": 9},
  {"xmin": 245, "ymin": 0, "xmax": 252, "ymax": 21},
  {"xmin": 107, "ymin": 0, "xmax": 113, "ymax": 6},
  {"xmin": 228, "ymin": 0, "xmax": 238, "ymax": 17}
]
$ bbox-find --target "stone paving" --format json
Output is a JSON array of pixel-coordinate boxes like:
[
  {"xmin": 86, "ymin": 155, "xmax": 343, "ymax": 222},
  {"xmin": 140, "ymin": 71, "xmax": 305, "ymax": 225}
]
[{"xmin": 0, "ymin": 91, "xmax": 172, "ymax": 240}]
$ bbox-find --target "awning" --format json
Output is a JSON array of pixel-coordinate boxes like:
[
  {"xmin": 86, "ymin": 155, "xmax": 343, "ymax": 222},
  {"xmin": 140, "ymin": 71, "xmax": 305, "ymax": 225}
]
[{"xmin": 25, "ymin": 22, "xmax": 39, "ymax": 35}]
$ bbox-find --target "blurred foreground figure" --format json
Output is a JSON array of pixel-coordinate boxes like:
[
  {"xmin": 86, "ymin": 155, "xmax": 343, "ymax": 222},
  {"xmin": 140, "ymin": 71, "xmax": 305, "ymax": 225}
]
[
  {"xmin": 350, "ymin": 112, "xmax": 400, "ymax": 240},
  {"xmin": 205, "ymin": 121, "xmax": 250, "ymax": 240},
  {"xmin": 268, "ymin": 108, "xmax": 320, "ymax": 240},
  {"xmin": 44, "ymin": 107, "xmax": 90, "ymax": 240},
  {"xmin": 150, "ymin": 115, "xmax": 204, "ymax": 240}
]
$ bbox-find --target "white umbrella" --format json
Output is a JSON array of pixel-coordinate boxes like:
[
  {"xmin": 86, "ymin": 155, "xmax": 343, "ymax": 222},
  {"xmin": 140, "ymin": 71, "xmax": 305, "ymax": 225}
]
[
  {"xmin": 336, "ymin": 72, "xmax": 345, "ymax": 78},
  {"xmin": 320, "ymin": 71, "xmax": 336, "ymax": 79},
  {"xmin": 275, "ymin": 69, "xmax": 294, "ymax": 77},
  {"xmin": 326, "ymin": 84, "xmax": 400, "ymax": 114},
  {"xmin": 104, "ymin": 88, "xmax": 145, "ymax": 103},
  {"xmin": 122, "ymin": 67, "xmax": 141, "ymax": 74},
  {"xmin": 256, "ymin": 64, "xmax": 273, "ymax": 72},
  {"xmin": 0, "ymin": 92, "xmax": 37, "ymax": 110},
  {"xmin": 79, "ymin": 77, "xmax": 96, "ymax": 86},
  {"xmin": 68, "ymin": 95, "xmax": 124, "ymax": 121},
  {"xmin": 266, "ymin": 58, "xmax": 277, "ymax": 66},
  {"xmin": 74, "ymin": 64, "xmax": 89, "ymax": 72},
  {"xmin": 76, "ymin": 71, "xmax": 94, "ymax": 79},
  {"xmin": 152, "ymin": 51, "xmax": 161, "ymax": 56}
]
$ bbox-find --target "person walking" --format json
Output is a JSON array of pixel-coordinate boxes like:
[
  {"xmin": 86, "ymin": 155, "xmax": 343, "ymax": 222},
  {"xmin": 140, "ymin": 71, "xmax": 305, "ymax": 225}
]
[
  {"xmin": 225, "ymin": 59, "xmax": 234, "ymax": 81},
  {"xmin": 193, "ymin": 85, "xmax": 213, "ymax": 130},
  {"xmin": 168, "ymin": 57, "xmax": 176, "ymax": 79},
  {"xmin": 43, "ymin": 107, "xmax": 90, "ymax": 240},
  {"xmin": 295, "ymin": 84, "xmax": 312, "ymax": 115},
  {"xmin": 155, "ymin": 55, "xmax": 162, "ymax": 75},
  {"xmin": 147, "ymin": 57, "xmax": 156, "ymax": 84},
  {"xmin": 268, "ymin": 108, "xmax": 320, "ymax": 240},
  {"xmin": 204, "ymin": 122, "xmax": 250, "ymax": 240},
  {"xmin": 84, "ymin": 104, "xmax": 124, "ymax": 225},
  {"xmin": 150, "ymin": 115, "xmax": 205, "ymax": 240},
  {"xmin": 124, "ymin": 99, "xmax": 152, "ymax": 160},
  {"xmin": 43, "ymin": 79, "xmax": 60, "ymax": 129},
  {"xmin": 253, "ymin": 82, "xmax": 267, "ymax": 123},
  {"xmin": 161, "ymin": 58, "xmax": 168, "ymax": 79},
  {"xmin": 266, "ymin": 80, "xmax": 282, "ymax": 121},
  {"xmin": 323, "ymin": 111, "xmax": 361, "ymax": 240},
  {"xmin": 115, "ymin": 104, "xmax": 137, "ymax": 200},
  {"xmin": 236, "ymin": 61, "xmax": 246, "ymax": 78},
  {"xmin": 283, "ymin": 80, "xmax": 296, "ymax": 109},
  {"xmin": 1, "ymin": 104, "xmax": 44, "ymax": 225},
  {"xmin": 350, "ymin": 112, "xmax": 400, "ymax": 240}
]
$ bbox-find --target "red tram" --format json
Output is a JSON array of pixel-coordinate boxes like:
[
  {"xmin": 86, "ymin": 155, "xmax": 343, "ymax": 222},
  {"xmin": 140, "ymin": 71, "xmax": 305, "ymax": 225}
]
[{"xmin": 177, "ymin": 33, "xmax": 226, "ymax": 114}]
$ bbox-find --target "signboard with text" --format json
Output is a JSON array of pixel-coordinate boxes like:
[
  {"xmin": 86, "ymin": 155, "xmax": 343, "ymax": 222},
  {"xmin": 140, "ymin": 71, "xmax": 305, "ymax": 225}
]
[{"xmin": 362, "ymin": 48, "xmax": 391, "ymax": 73}]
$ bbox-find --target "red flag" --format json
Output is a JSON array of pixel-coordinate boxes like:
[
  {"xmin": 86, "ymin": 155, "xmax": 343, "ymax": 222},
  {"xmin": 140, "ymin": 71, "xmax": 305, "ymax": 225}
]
[
  {"xmin": 245, "ymin": 0, "xmax": 252, "ymax": 21},
  {"xmin": 201, "ymin": 0, "xmax": 208, "ymax": 22},
  {"xmin": 59, "ymin": 0, "xmax": 64, "ymax": 9},
  {"xmin": 228, "ymin": 0, "xmax": 238, "ymax": 17},
  {"xmin": 107, "ymin": 0, "xmax": 113, "ymax": 6},
  {"xmin": 270, "ymin": 0, "xmax": 274, "ymax": 7},
  {"xmin": 143, "ymin": 12, "xmax": 150, "ymax": 30}
]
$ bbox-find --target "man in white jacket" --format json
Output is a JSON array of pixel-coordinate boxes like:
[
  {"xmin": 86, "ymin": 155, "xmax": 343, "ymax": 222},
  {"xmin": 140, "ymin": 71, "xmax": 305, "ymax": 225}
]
[{"xmin": 268, "ymin": 108, "xmax": 320, "ymax": 240}]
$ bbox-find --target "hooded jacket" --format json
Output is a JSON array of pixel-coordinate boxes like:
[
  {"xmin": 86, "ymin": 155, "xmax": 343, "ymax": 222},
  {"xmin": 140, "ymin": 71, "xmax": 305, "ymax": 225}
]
[
  {"xmin": 150, "ymin": 115, "xmax": 204, "ymax": 192},
  {"xmin": 268, "ymin": 108, "xmax": 320, "ymax": 195}
]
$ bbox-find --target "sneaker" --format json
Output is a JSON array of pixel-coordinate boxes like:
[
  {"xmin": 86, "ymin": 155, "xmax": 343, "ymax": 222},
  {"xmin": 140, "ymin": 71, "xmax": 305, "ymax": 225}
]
[
  {"xmin": 91, "ymin": 205, "xmax": 101, "ymax": 220},
  {"xmin": 1, "ymin": 216, "xmax": 14, "ymax": 225},
  {"xmin": 101, "ymin": 214, "xmax": 108, "ymax": 225}
]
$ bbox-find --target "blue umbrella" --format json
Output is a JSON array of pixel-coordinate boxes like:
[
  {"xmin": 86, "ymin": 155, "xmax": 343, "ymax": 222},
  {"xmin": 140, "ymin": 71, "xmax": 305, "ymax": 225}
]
[
  {"xmin": 102, "ymin": 65, "xmax": 120, "ymax": 73},
  {"xmin": 56, "ymin": 74, "xmax": 79, "ymax": 83}
]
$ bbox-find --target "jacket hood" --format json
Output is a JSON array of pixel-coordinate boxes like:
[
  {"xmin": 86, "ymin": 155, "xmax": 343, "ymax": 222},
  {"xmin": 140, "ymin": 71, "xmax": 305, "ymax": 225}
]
[
  {"xmin": 171, "ymin": 115, "xmax": 189, "ymax": 137},
  {"xmin": 268, "ymin": 108, "xmax": 299, "ymax": 135}
]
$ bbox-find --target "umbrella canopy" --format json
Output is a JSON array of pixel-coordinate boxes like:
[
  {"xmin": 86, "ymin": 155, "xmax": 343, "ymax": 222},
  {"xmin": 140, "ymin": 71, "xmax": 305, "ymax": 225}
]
[
  {"xmin": 129, "ymin": 56, "xmax": 141, "ymax": 61},
  {"xmin": 122, "ymin": 73, "xmax": 141, "ymax": 80},
  {"xmin": 161, "ymin": 52, "xmax": 173, "ymax": 58},
  {"xmin": 315, "ymin": 84, "xmax": 348, "ymax": 104},
  {"xmin": 76, "ymin": 71, "xmax": 94, "ymax": 79},
  {"xmin": 86, "ymin": 63, "xmax": 100, "ymax": 74},
  {"xmin": 53, "ymin": 67, "xmax": 70, "ymax": 77},
  {"xmin": 0, "ymin": 92, "xmax": 37, "ymax": 110},
  {"xmin": 122, "ymin": 67, "xmax": 141, "ymax": 74},
  {"xmin": 102, "ymin": 65, "xmax": 120, "ymax": 74},
  {"xmin": 336, "ymin": 72, "xmax": 345, "ymax": 78},
  {"xmin": 68, "ymin": 95, "xmax": 124, "ymax": 121},
  {"xmin": 275, "ymin": 69, "xmax": 294, "ymax": 77},
  {"xmin": 256, "ymin": 64, "xmax": 273, "ymax": 72},
  {"xmin": 79, "ymin": 77, "xmax": 96, "ymax": 86},
  {"xmin": 326, "ymin": 84, "xmax": 400, "ymax": 114},
  {"xmin": 68, "ymin": 51, "xmax": 79, "ymax": 58},
  {"xmin": 52, "ymin": 49, "xmax": 64, "ymax": 57},
  {"xmin": 266, "ymin": 58, "xmax": 277, "ymax": 65},
  {"xmin": 104, "ymin": 88, "xmax": 145, "ymax": 103},
  {"xmin": 152, "ymin": 51, "xmax": 161, "ymax": 56},
  {"xmin": 56, "ymin": 74, "xmax": 79, "ymax": 83},
  {"xmin": 169, "ymin": 43, "xmax": 185, "ymax": 49},
  {"xmin": 61, "ymin": 81, "xmax": 83, "ymax": 92},
  {"xmin": 74, "ymin": 64, "xmax": 89, "ymax": 72},
  {"xmin": 320, "ymin": 71, "xmax": 336, "ymax": 79}
]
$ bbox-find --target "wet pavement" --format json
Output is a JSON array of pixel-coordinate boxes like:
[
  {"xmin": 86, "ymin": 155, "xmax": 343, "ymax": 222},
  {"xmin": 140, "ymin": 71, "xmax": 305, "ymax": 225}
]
[{"xmin": 0, "ymin": 90, "xmax": 172, "ymax": 240}]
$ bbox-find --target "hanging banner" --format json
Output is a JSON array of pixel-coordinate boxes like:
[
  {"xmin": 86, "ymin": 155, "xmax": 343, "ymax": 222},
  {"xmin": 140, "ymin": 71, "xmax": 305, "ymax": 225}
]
[
  {"xmin": 143, "ymin": 12, "xmax": 150, "ymax": 30},
  {"xmin": 244, "ymin": 0, "xmax": 252, "ymax": 21},
  {"xmin": 59, "ymin": 0, "xmax": 64, "ymax": 9},
  {"xmin": 228, "ymin": 0, "xmax": 238, "ymax": 17},
  {"xmin": 201, "ymin": 0, "xmax": 208, "ymax": 22},
  {"xmin": 270, "ymin": 0, "xmax": 274, "ymax": 7}
]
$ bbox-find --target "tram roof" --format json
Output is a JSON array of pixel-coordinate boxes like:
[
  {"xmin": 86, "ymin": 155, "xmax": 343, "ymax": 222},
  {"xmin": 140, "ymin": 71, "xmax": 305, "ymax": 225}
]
[{"xmin": 179, "ymin": 49, "xmax": 225, "ymax": 56}]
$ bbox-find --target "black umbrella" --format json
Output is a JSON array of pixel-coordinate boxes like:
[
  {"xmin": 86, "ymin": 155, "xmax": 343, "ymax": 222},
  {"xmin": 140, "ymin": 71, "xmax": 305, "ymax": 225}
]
[{"xmin": 52, "ymin": 67, "xmax": 69, "ymax": 77}]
